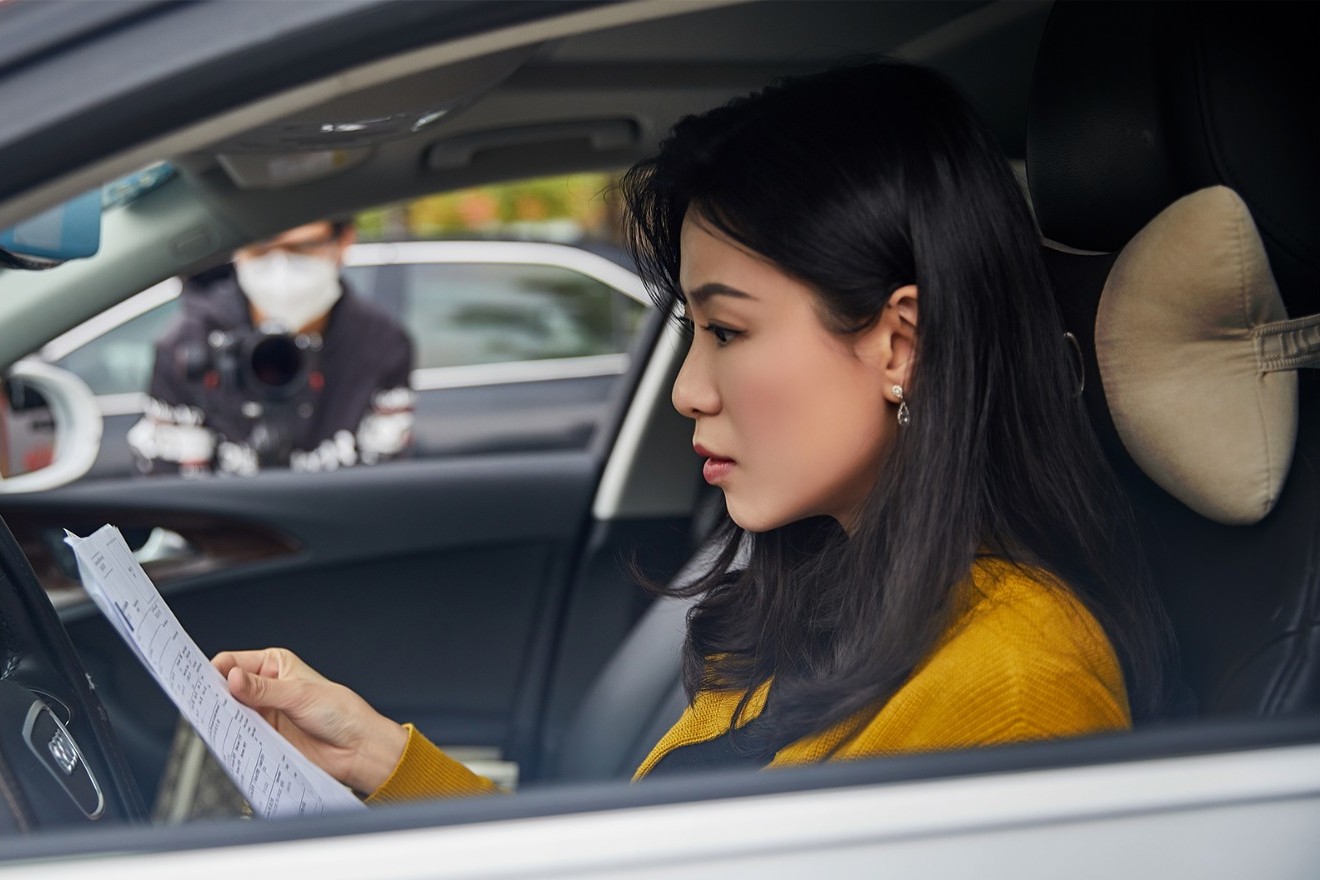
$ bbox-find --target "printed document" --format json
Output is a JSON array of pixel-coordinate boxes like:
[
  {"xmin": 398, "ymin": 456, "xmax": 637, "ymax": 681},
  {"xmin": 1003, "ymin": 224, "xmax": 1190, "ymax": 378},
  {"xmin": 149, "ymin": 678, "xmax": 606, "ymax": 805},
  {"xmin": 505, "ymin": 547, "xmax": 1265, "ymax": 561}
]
[{"xmin": 65, "ymin": 525, "xmax": 365, "ymax": 818}]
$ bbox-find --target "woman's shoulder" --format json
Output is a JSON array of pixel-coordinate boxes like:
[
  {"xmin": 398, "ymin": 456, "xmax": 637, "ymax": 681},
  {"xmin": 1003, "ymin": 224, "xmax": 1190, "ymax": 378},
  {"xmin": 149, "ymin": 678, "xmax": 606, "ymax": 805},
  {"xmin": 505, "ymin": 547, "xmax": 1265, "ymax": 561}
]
[
  {"xmin": 929, "ymin": 556, "xmax": 1127, "ymax": 702},
  {"xmin": 822, "ymin": 557, "xmax": 1131, "ymax": 757},
  {"xmin": 959, "ymin": 556, "xmax": 1109, "ymax": 645}
]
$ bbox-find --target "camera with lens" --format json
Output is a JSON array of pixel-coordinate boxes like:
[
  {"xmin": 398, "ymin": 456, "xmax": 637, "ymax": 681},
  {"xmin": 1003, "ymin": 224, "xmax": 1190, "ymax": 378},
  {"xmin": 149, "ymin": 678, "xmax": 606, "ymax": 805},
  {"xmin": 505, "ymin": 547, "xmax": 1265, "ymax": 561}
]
[
  {"xmin": 180, "ymin": 327, "xmax": 322, "ymax": 401},
  {"xmin": 178, "ymin": 327, "xmax": 324, "ymax": 466}
]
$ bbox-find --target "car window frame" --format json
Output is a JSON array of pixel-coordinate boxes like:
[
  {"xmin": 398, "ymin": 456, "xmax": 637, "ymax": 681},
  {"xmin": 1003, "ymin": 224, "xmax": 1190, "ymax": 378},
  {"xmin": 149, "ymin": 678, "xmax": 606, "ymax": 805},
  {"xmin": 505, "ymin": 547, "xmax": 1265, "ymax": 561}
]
[{"xmin": 2, "ymin": 711, "xmax": 1317, "ymax": 865}]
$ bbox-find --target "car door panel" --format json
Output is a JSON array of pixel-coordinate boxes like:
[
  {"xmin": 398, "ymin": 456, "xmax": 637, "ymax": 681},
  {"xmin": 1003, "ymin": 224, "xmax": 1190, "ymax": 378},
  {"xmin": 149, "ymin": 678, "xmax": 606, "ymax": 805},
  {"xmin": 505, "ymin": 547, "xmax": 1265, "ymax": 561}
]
[
  {"xmin": 0, "ymin": 451, "xmax": 597, "ymax": 799},
  {"xmin": 76, "ymin": 375, "xmax": 620, "ymax": 482}
]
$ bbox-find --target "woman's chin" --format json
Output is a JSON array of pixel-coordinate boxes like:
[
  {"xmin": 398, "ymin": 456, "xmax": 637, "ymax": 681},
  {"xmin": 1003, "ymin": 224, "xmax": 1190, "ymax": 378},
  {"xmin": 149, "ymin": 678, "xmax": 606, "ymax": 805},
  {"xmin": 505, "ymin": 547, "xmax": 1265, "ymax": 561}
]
[
  {"xmin": 724, "ymin": 500, "xmax": 783, "ymax": 534},
  {"xmin": 726, "ymin": 499, "xmax": 847, "ymax": 534}
]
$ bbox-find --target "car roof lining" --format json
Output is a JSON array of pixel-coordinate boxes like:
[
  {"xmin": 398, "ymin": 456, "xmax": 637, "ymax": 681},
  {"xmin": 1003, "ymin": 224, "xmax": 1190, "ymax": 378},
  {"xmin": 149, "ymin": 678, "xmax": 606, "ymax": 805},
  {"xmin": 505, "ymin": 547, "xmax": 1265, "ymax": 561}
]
[
  {"xmin": 0, "ymin": 0, "xmax": 1048, "ymax": 370},
  {"xmin": 0, "ymin": 1, "xmax": 1045, "ymax": 225},
  {"xmin": 0, "ymin": 0, "xmax": 711, "ymax": 230}
]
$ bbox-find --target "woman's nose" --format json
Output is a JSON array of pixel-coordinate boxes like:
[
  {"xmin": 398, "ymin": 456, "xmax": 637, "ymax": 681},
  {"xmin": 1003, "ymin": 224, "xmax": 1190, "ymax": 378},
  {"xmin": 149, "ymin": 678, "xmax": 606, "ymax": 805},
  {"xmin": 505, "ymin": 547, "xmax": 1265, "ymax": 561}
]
[{"xmin": 671, "ymin": 341, "xmax": 719, "ymax": 418}]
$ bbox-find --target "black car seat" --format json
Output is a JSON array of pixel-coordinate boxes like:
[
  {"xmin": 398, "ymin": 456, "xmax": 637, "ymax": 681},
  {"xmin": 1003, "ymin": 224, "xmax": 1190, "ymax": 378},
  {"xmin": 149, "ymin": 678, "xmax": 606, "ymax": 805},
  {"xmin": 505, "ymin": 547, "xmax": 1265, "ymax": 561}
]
[{"xmin": 1027, "ymin": 2, "xmax": 1320, "ymax": 717}]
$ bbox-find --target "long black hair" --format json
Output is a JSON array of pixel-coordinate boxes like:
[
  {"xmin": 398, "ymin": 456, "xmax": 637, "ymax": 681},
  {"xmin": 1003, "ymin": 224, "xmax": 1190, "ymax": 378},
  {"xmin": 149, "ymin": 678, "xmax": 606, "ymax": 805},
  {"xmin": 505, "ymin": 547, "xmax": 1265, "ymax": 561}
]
[{"xmin": 621, "ymin": 60, "xmax": 1174, "ymax": 750}]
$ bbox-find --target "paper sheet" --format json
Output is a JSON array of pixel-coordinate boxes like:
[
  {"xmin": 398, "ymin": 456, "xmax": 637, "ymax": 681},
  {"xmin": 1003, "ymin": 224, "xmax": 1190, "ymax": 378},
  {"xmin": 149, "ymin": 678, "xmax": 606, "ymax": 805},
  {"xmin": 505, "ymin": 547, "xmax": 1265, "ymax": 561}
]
[{"xmin": 65, "ymin": 525, "xmax": 365, "ymax": 818}]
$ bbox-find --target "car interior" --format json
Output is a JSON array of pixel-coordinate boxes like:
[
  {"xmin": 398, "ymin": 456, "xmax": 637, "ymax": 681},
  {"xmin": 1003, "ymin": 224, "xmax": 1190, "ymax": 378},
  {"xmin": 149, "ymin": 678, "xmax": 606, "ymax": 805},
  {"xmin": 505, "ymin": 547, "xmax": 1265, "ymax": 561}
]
[
  {"xmin": 536, "ymin": 0, "xmax": 1320, "ymax": 784},
  {"xmin": 0, "ymin": 0, "xmax": 1316, "ymax": 856},
  {"xmin": 1026, "ymin": 3, "xmax": 1319, "ymax": 719}
]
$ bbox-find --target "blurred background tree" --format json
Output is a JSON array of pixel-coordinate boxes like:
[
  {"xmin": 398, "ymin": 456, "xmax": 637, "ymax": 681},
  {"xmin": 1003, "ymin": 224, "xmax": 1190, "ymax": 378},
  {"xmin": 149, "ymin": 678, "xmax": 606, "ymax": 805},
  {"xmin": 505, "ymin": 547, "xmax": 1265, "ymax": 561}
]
[{"xmin": 356, "ymin": 172, "xmax": 623, "ymax": 245}]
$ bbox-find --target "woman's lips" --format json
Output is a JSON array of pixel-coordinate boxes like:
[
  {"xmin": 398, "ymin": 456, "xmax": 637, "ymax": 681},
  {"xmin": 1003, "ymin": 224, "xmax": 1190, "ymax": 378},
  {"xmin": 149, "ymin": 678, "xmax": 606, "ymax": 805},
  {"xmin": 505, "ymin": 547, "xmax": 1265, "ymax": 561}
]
[
  {"xmin": 702, "ymin": 457, "xmax": 734, "ymax": 484},
  {"xmin": 695, "ymin": 445, "xmax": 735, "ymax": 484}
]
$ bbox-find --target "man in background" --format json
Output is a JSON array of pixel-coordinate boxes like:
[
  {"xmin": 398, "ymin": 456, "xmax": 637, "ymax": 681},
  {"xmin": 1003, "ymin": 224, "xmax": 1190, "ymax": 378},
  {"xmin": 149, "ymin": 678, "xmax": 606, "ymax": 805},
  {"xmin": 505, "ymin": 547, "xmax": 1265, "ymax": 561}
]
[{"xmin": 128, "ymin": 219, "xmax": 414, "ymax": 475}]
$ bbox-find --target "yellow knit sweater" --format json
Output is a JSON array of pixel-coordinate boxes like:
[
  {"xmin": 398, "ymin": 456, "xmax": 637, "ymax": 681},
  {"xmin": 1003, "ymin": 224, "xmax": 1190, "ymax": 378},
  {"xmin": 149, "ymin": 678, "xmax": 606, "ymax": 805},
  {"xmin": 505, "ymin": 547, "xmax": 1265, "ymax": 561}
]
[{"xmin": 367, "ymin": 558, "xmax": 1129, "ymax": 803}]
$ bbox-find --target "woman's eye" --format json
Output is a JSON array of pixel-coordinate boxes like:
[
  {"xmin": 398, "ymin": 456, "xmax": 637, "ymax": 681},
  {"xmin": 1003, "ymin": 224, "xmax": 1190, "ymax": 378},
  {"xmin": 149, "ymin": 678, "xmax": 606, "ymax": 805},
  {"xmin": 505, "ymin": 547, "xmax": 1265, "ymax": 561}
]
[{"xmin": 701, "ymin": 323, "xmax": 740, "ymax": 345}]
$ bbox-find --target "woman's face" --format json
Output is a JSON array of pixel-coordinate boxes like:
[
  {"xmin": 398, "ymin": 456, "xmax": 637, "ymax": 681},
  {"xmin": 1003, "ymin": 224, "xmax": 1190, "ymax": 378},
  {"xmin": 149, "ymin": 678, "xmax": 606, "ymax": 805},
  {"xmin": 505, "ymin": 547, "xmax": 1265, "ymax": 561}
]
[{"xmin": 673, "ymin": 215, "xmax": 910, "ymax": 533}]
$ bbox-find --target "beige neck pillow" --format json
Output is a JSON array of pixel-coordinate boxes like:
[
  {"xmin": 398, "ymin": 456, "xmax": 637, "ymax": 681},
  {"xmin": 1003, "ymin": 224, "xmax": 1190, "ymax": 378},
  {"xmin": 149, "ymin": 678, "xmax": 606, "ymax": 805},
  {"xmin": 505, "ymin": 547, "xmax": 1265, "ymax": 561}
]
[{"xmin": 1096, "ymin": 185, "xmax": 1320, "ymax": 525}]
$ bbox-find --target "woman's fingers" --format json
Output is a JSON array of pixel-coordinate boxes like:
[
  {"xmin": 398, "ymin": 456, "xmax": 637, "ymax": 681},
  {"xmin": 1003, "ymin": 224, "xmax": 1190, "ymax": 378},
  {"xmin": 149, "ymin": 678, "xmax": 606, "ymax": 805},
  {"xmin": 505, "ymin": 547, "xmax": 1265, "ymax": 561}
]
[
  {"xmin": 213, "ymin": 647, "xmax": 324, "ymax": 684},
  {"xmin": 213, "ymin": 647, "xmax": 283, "ymax": 678},
  {"xmin": 210, "ymin": 645, "xmax": 407, "ymax": 793},
  {"xmin": 225, "ymin": 664, "xmax": 306, "ymax": 713}
]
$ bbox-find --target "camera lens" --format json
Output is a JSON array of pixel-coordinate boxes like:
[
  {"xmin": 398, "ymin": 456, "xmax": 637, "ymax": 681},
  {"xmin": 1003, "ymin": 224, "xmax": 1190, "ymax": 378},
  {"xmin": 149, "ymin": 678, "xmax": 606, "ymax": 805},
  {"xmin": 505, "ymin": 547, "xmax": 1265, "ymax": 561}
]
[{"xmin": 248, "ymin": 334, "xmax": 302, "ymax": 391}]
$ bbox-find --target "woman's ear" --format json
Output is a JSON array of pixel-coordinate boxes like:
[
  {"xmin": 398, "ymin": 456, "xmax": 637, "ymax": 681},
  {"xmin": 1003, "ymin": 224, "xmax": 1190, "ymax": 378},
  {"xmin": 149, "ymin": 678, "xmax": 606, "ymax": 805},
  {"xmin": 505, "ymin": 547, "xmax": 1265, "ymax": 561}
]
[{"xmin": 856, "ymin": 284, "xmax": 918, "ymax": 397}]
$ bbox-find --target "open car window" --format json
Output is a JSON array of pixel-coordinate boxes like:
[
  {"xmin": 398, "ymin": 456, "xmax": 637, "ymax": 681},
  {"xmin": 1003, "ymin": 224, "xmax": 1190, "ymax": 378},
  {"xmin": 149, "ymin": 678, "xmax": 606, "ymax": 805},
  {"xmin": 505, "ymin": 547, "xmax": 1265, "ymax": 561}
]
[{"xmin": 8, "ymin": 176, "xmax": 649, "ymax": 487}]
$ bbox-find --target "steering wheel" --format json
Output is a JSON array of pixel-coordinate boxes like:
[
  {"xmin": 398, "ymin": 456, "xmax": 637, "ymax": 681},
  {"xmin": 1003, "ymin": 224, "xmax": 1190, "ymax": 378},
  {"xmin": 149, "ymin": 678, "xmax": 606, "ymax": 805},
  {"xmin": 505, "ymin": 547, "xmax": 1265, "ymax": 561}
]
[{"xmin": 0, "ymin": 516, "xmax": 146, "ymax": 831}]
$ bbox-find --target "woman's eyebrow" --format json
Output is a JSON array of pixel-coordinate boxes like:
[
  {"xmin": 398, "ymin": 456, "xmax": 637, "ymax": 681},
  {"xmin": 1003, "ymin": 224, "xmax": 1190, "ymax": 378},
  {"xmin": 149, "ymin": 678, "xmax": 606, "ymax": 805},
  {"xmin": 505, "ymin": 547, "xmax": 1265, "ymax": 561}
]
[{"xmin": 685, "ymin": 282, "xmax": 755, "ymax": 306}]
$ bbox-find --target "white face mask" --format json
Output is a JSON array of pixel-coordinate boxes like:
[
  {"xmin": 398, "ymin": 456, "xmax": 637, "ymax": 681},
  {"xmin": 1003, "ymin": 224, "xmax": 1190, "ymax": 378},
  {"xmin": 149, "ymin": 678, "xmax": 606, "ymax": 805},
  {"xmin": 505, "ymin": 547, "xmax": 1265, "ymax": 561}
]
[{"xmin": 235, "ymin": 251, "xmax": 342, "ymax": 332}]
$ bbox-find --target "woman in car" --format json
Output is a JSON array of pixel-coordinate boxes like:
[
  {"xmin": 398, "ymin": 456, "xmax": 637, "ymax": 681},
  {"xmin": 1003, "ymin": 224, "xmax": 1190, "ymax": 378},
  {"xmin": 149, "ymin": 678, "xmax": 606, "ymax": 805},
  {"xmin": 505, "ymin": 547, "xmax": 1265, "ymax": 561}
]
[{"xmin": 214, "ymin": 59, "xmax": 1172, "ymax": 800}]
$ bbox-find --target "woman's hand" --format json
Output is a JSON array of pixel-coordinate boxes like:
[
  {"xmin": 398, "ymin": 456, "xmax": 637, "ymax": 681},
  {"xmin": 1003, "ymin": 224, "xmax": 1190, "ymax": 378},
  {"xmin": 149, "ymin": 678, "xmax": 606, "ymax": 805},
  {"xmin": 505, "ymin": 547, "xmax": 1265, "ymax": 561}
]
[{"xmin": 212, "ymin": 647, "xmax": 409, "ymax": 795}]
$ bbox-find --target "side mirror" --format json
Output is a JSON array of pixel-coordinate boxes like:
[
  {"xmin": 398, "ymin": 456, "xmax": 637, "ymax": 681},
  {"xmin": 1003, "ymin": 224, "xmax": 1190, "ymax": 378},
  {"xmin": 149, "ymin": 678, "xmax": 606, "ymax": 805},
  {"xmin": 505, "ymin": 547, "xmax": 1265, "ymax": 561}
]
[
  {"xmin": 0, "ymin": 360, "xmax": 103, "ymax": 493},
  {"xmin": 0, "ymin": 190, "xmax": 102, "ymax": 269}
]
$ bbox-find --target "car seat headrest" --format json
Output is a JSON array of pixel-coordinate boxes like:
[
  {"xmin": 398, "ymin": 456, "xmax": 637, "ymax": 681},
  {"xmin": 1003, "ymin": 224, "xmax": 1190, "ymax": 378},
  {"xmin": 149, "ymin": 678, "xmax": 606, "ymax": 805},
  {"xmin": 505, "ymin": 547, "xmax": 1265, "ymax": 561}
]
[
  {"xmin": 1026, "ymin": 3, "xmax": 1319, "ymax": 317},
  {"xmin": 1097, "ymin": 186, "xmax": 1320, "ymax": 525}
]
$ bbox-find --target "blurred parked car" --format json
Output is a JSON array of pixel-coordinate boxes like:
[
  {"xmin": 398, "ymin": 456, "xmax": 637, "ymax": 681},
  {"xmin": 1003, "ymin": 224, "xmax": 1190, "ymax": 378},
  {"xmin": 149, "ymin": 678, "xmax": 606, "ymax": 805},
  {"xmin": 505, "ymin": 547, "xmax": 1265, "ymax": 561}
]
[{"xmin": 22, "ymin": 238, "xmax": 648, "ymax": 481}]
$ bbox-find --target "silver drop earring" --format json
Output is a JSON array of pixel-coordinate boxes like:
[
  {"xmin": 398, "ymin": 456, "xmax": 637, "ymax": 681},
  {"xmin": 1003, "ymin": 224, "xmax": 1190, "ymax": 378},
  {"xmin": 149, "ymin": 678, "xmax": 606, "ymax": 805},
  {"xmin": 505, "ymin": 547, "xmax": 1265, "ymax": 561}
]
[{"xmin": 892, "ymin": 384, "xmax": 910, "ymax": 427}]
